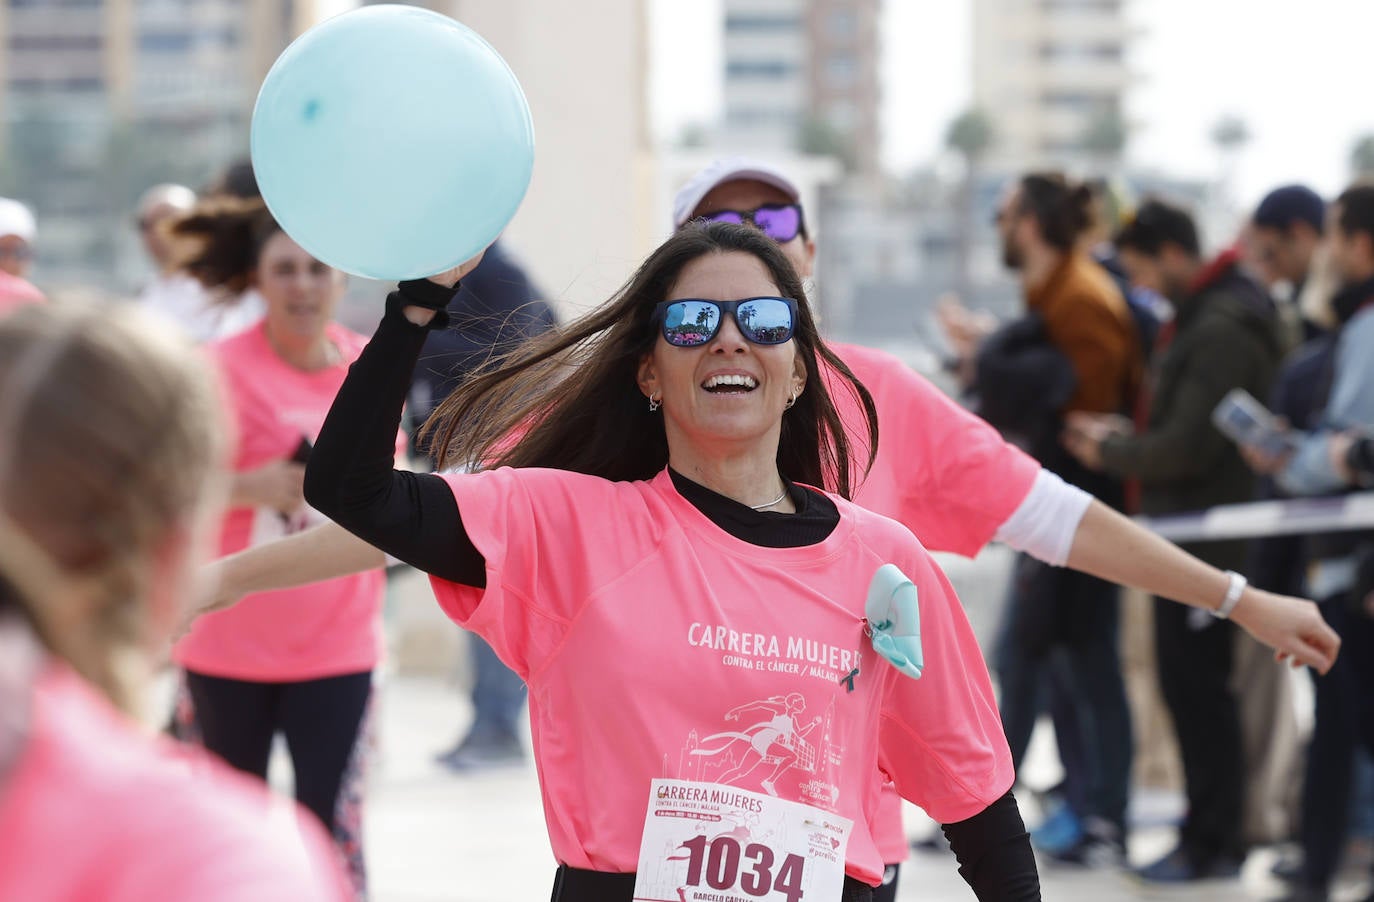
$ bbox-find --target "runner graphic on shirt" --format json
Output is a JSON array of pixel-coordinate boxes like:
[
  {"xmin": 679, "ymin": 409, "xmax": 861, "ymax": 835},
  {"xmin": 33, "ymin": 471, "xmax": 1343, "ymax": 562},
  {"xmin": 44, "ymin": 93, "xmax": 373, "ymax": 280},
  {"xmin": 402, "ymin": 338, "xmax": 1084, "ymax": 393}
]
[{"xmin": 690, "ymin": 693, "xmax": 821, "ymax": 796}]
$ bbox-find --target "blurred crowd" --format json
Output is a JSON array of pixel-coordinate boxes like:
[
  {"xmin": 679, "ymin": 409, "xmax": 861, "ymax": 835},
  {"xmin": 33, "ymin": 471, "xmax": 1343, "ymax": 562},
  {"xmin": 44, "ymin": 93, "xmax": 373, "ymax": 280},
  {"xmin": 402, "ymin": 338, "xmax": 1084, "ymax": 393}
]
[{"xmin": 938, "ymin": 175, "xmax": 1374, "ymax": 899}]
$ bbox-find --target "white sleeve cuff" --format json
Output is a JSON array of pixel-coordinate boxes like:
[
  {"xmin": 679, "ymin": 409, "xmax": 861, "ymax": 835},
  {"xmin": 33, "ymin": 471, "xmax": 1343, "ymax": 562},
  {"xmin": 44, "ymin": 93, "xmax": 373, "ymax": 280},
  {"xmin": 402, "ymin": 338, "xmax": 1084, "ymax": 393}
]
[{"xmin": 992, "ymin": 469, "xmax": 1093, "ymax": 566}]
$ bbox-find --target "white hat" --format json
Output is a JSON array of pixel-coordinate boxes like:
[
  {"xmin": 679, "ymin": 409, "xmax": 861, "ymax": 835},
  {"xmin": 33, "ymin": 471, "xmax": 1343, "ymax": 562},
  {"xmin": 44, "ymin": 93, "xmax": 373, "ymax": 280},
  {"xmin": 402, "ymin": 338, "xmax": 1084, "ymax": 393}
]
[
  {"xmin": 671, "ymin": 157, "xmax": 801, "ymax": 229},
  {"xmin": 0, "ymin": 198, "xmax": 35, "ymax": 243}
]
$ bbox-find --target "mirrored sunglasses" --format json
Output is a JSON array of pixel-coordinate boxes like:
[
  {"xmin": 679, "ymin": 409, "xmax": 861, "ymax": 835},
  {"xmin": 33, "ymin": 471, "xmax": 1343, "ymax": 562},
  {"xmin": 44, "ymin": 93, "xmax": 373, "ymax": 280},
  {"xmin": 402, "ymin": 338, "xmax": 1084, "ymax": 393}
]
[
  {"xmin": 652, "ymin": 296, "xmax": 798, "ymax": 348},
  {"xmin": 699, "ymin": 203, "xmax": 804, "ymax": 244}
]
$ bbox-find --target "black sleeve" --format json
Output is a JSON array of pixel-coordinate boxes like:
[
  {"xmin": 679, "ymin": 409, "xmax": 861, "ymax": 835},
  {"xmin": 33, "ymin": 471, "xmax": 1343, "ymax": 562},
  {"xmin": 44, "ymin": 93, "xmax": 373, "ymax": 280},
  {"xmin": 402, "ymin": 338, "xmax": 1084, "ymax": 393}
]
[
  {"xmin": 940, "ymin": 791, "xmax": 1041, "ymax": 901},
  {"xmin": 304, "ymin": 282, "xmax": 486, "ymax": 587}
]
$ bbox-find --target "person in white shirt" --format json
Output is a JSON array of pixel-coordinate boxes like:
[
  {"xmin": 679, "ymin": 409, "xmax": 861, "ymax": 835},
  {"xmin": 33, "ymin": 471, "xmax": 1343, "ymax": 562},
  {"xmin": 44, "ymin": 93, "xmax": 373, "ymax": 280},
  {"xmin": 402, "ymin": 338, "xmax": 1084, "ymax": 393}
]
[{"xmin": 137, "ymin": 185, "xmax": 264, "ymax": 342}]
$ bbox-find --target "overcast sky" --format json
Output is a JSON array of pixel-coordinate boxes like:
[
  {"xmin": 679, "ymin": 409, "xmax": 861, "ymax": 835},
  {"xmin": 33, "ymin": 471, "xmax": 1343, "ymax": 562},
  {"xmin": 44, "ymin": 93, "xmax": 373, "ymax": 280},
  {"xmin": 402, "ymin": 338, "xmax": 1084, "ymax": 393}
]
[{"xmin": 648, "ymin": 0, "xmax": 1374, "ymax": 208}]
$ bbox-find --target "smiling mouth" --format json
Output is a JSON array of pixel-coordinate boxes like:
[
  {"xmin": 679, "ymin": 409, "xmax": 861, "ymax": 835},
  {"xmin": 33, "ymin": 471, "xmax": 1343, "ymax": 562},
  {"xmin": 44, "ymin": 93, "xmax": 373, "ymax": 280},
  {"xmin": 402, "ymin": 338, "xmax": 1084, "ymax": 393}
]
[{"xmin": 702, "ymin": 374, "xmax": 759, "ymax": 394}]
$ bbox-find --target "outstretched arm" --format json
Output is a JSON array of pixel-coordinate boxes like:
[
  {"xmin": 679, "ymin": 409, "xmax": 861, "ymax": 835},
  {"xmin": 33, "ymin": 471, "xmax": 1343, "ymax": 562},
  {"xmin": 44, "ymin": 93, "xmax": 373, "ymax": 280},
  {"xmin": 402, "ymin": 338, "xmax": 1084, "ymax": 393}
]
[
  {"xmin": 193, "ymin": 522, "xmax": 386, "ymax": 616},
  {"xmin": 1065, "ymin": 499, "xmax": 1340, "ymax": 673}
]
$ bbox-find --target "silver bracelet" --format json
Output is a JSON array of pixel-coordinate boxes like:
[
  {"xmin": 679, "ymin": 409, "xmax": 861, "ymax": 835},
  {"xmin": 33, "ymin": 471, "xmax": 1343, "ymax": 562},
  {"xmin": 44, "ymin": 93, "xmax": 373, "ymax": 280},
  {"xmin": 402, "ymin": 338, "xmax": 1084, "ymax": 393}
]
[{"xmin": 1212, "ymin": 570, "xmax": 1247, "ymax": 619}]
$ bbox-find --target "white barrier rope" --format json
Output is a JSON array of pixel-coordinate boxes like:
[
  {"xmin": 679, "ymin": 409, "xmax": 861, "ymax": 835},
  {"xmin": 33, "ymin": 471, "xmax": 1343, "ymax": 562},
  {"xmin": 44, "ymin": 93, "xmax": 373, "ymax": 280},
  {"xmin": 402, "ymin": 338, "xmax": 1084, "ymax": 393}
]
[{"xmin": 1136, "ymin": 492, "xmax": 1374, "ymax": 543}]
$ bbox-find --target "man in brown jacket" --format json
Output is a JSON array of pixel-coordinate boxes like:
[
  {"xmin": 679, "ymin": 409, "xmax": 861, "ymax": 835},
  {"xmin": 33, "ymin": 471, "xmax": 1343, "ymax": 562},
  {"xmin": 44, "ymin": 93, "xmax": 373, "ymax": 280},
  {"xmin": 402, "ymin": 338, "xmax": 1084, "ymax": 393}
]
[{"xmin": 944, "ymin": 172, "xmax": 1143, "ymax": 865}]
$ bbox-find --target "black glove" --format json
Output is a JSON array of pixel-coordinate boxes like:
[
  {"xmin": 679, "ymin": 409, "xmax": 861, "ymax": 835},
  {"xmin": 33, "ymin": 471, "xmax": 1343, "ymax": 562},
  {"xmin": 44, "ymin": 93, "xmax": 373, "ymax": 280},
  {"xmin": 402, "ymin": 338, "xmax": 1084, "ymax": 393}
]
[{"xmin": 386, "ymin": 279, "xmax": 461, "ymax": 330}]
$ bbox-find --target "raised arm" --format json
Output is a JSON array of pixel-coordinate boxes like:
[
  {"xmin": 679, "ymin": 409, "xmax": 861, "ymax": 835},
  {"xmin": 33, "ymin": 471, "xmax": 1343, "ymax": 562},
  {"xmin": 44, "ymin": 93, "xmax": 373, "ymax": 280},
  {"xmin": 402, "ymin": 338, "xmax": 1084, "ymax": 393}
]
[{"xmin": 303, "ymin": 274, "xmax": 486, "ymax": 586}]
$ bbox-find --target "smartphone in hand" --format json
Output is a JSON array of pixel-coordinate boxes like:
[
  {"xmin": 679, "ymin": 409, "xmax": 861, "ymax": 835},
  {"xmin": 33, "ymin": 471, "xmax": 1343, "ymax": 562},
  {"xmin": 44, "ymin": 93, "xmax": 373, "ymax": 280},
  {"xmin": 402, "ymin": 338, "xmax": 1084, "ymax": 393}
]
[
  {"xmin": 1211, "ymin": 389, "xmax": 1298, "ymax": 457},
  {"xmin": 290, "ymin": 436, "xmax": 313, "ymax": 465}
]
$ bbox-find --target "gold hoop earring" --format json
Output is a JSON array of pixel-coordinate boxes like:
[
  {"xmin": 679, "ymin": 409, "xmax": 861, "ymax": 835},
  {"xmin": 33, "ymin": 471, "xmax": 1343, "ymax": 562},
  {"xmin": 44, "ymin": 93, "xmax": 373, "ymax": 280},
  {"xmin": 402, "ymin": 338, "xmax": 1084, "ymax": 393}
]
[{"xmin": 784, "ymin": 392, "xmax": 797, "ymax": 410}]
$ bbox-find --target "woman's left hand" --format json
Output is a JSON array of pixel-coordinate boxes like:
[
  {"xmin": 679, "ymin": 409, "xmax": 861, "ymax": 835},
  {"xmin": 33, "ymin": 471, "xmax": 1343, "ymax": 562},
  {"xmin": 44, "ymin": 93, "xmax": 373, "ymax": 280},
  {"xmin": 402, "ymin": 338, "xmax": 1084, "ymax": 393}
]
[{"xmin": 1230, "ymin": 586, "xmax": 1341, "ymax": 674}]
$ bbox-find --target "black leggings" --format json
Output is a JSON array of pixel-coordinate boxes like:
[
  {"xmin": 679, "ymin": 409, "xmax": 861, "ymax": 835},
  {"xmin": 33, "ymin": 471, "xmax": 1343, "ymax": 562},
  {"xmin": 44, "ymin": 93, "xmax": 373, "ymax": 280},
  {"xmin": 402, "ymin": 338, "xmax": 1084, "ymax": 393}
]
[{"xmin": 183, "ymin": 670, "xmax": 373, "ymax": 889}]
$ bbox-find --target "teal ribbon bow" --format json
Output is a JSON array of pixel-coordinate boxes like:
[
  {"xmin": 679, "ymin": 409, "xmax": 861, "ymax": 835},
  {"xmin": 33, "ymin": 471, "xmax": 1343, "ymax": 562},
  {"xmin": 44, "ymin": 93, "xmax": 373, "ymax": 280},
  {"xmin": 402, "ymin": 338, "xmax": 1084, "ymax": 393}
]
[{"xmin": 865, "ymin": 564, "xmax": 923, "ymax": 679}]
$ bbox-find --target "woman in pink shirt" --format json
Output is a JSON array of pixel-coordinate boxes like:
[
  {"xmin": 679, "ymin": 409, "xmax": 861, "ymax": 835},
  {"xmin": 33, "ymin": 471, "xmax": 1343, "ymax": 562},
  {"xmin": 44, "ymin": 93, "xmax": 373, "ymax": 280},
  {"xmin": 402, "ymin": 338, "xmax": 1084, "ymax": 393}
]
[
  {"xmin": 170, "ymin": 201, "xmax": 396, "ymax": 895},
  {"xmin": 0, "ymin": 303, "xmax": 348, "ymax": 901},
  {"xmin": 305, "ymin": 221, "xmax": 1040, "ymax": 901},
  {"xmin": 197, "ymin": 167, "xmax": 1340, "ymax": 900}
]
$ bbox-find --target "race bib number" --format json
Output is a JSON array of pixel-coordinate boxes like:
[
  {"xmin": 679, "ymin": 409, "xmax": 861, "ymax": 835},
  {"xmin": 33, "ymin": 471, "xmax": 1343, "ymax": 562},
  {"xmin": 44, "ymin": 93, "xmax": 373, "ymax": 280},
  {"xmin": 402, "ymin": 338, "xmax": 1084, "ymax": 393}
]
[{"xmin": 633, "ymin": 779, "xmax": 851, "ymax": 902}]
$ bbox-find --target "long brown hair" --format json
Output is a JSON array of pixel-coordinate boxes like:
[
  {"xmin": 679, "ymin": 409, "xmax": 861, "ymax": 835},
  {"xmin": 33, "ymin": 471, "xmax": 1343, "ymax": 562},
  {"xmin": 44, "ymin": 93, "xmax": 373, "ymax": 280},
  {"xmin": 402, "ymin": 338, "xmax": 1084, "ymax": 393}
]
[
  {"xmin": 0, "ymin": 304, "xmax": 224, "ymax": 714},
  {"xmin": 421, "ymin": 221, "xmax": 878, "ymax": 497},
  {"xmin": 169, "ymin": 197, "xmax": 281, "ymax": 297}
]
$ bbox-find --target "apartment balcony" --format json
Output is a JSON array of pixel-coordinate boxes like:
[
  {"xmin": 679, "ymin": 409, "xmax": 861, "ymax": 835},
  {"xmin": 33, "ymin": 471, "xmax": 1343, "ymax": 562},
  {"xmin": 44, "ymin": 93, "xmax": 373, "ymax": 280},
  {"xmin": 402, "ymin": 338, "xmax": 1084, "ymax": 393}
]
[
  {"xmin": 6, "ymin": 52, "xmax": 105, "ymax": 85},
  {"xmin": 6, "ymin": 7, "xmax": 102, "ymax": 38},
  {"xmin": 1040, "ymin": 60, "xmax": 1133, "ymax": 93},
  {"xmin": 1037, "ymin": 13, "xmax": 1136, "ymax": 45}
]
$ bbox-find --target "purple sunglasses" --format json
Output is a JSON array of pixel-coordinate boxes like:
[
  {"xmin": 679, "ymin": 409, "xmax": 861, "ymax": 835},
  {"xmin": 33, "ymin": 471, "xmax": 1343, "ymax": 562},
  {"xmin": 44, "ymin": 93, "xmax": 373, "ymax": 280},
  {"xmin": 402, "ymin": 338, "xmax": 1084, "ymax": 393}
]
[{"xmin": 697, "ymin": 203, "xmax": 805, "ymax": 244}]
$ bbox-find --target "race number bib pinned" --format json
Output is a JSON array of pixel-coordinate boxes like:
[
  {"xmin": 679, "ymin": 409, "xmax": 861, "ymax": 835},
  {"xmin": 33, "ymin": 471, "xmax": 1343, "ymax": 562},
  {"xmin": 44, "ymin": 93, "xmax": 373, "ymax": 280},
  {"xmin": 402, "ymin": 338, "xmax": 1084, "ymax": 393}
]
[{"xmin": 633, "ymin": 779, "xmax": 851, "ymax": 902}]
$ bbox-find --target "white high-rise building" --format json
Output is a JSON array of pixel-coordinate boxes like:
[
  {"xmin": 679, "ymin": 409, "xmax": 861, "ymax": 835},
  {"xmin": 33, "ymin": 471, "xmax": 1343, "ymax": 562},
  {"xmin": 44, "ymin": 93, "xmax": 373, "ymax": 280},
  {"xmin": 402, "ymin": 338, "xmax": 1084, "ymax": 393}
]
[
  {"xmin": 722, "ymin": 0, "xmax": 881, "ymax": 179},
  {"xmin": 722, "ymin": 0, "xmax": 807, "ymax": 153},
  {"xmin": 972, "ymin": 0, "xmax": 1133, "ymax": 172}
]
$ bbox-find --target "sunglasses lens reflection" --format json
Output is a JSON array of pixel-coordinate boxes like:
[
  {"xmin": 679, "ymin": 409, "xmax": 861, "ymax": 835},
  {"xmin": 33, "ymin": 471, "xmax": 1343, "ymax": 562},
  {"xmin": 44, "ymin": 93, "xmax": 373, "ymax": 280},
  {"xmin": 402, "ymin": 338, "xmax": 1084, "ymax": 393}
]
[
  {"xmin": 737, "ymin": 298, "xmax": 794, "ymax": 344},
  {"xmin": 662, "ymin": 301, "xmax": 721, "ymax": 346}
]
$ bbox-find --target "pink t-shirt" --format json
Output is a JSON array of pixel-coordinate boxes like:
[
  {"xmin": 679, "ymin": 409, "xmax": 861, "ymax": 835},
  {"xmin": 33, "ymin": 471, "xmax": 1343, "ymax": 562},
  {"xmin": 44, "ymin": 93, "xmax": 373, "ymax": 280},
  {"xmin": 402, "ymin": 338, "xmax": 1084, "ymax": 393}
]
[
  {"xmin": 828, "ymin": 342, "xmax": 1040, "ymax": 557},
  {"xmin": 0, "ymin": 271, "xmax": 44, "ymax": 316},
  {"xmin": 428, "ymin": 467, "xmax": 1014, "ymax": 887},
  {"xmin": 175, "ymin": 321, "xmax": 401, "ymax": 681},
  {"xmin": 0, "ymin": 661, "xmax": 350, "ymax": 901},
  {"xmin": 828, "ymin": 343, "xmax": 1040, "ymax": 863}
]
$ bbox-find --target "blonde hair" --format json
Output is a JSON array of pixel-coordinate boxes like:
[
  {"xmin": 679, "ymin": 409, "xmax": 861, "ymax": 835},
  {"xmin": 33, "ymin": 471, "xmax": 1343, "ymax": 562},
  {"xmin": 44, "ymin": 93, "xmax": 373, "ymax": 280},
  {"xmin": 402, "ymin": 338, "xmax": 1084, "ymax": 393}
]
[{"xmin": 0, "ymin": 303, "xmax": 224, "ymax": 714}]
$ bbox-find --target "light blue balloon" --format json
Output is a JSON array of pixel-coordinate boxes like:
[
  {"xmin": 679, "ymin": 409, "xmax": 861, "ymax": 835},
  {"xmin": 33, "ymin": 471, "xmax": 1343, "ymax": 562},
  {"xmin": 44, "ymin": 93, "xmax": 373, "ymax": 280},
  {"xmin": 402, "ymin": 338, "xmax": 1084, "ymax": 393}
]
[
  {"xmin": 251, "ymin": 5, "xmax": 534, "ymax": 281},
  {"xmin": 865, "ymin": 563, "xmax": 923, "ymax": 680}
]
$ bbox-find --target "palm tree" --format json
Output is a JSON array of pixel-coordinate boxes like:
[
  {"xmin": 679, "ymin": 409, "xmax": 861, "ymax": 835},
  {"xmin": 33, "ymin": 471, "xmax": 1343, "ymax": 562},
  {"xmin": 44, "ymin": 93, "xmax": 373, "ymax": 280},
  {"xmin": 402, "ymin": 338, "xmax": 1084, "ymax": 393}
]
[
  {"xmin": 1081, "ymin": 105, "xmax": 1128, "ymax": 176},
  {"xmin": 945, "ymin": 109, "xmax": 993, "ymax": 298},
  {"xmin": 1210, "ymin": 115, "xmax": 1251, "ymax": 156},
  {"xmin": 797, "ymin": 116, "xmax": 853, "ymax": 171},
  {"xmin": 1351, "ymin": 134, "xmax": 1374, "ymax": 182},
  {"xmin": 1209, "ymin": 114, "xmax": 1250, "ymax": 208}
]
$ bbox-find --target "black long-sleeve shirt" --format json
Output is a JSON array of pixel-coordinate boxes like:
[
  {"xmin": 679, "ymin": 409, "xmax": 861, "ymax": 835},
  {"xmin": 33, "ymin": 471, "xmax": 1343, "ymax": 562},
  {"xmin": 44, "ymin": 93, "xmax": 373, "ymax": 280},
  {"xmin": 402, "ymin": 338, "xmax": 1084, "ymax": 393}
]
[{"xmin": 304, "ymin": 282, "xmax": 1039, "ymax": 900}]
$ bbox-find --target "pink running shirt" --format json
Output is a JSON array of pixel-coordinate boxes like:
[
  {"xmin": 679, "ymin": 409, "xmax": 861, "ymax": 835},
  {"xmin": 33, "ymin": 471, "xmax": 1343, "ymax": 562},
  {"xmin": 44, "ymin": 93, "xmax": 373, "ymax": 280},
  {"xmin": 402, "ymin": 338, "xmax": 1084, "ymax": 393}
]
[
  {"xmin": 427, "ymin": 467, "xmax": 1014, "ymax": 887},
  {"xmin": 0, "ymin": 271, "xmax": 44, "ymax": 317},
  {"xmin": 0, "ymin": 661, "xmax": 350, "ymax": 902},
  {"xmin": 828, "ymin": 342, "xmax": 1040, "ymax": 557},
  {"xmin": 175, "ymin": 321, "xmax": 401, "ymax": 681},
  {"xmin": 828, "ymin": 342, "xmax": 1041, "ymax": 862}
]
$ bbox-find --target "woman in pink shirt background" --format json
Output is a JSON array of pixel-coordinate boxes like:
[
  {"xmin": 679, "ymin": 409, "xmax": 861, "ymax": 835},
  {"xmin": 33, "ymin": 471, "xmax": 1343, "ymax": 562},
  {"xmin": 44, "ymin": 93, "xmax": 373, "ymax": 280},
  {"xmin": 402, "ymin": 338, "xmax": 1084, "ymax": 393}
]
[
  {"xmin": 169, "ymin": 200, "xmax": 399, "ymax": 896},
  {"xmin": 0, "ymin": 197, "xmax": 45, "ymax": 316},
  {"xmin": 0, "ymin": 303, "xmax": 347, "ymax": 901}
]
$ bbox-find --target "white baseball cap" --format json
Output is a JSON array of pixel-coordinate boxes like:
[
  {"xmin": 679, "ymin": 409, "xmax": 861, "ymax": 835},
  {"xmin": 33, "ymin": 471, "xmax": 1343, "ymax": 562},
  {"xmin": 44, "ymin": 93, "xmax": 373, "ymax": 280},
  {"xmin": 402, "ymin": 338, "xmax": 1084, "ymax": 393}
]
[
  {"xmin": 671, "ymin": 156, "xmax": 801, "ymax": 229},
  {"xmin": 0, "ymin": 198, "xmax": 36, "ymax": 243}
]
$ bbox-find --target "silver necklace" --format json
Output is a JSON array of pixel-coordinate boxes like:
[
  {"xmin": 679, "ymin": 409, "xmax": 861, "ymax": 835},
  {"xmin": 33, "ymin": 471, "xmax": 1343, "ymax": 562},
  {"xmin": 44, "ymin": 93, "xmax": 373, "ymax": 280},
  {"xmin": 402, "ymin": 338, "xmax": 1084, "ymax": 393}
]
[{"xmin": 749, "ymin": 487, "xmax": 789, "ymax": 511}]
